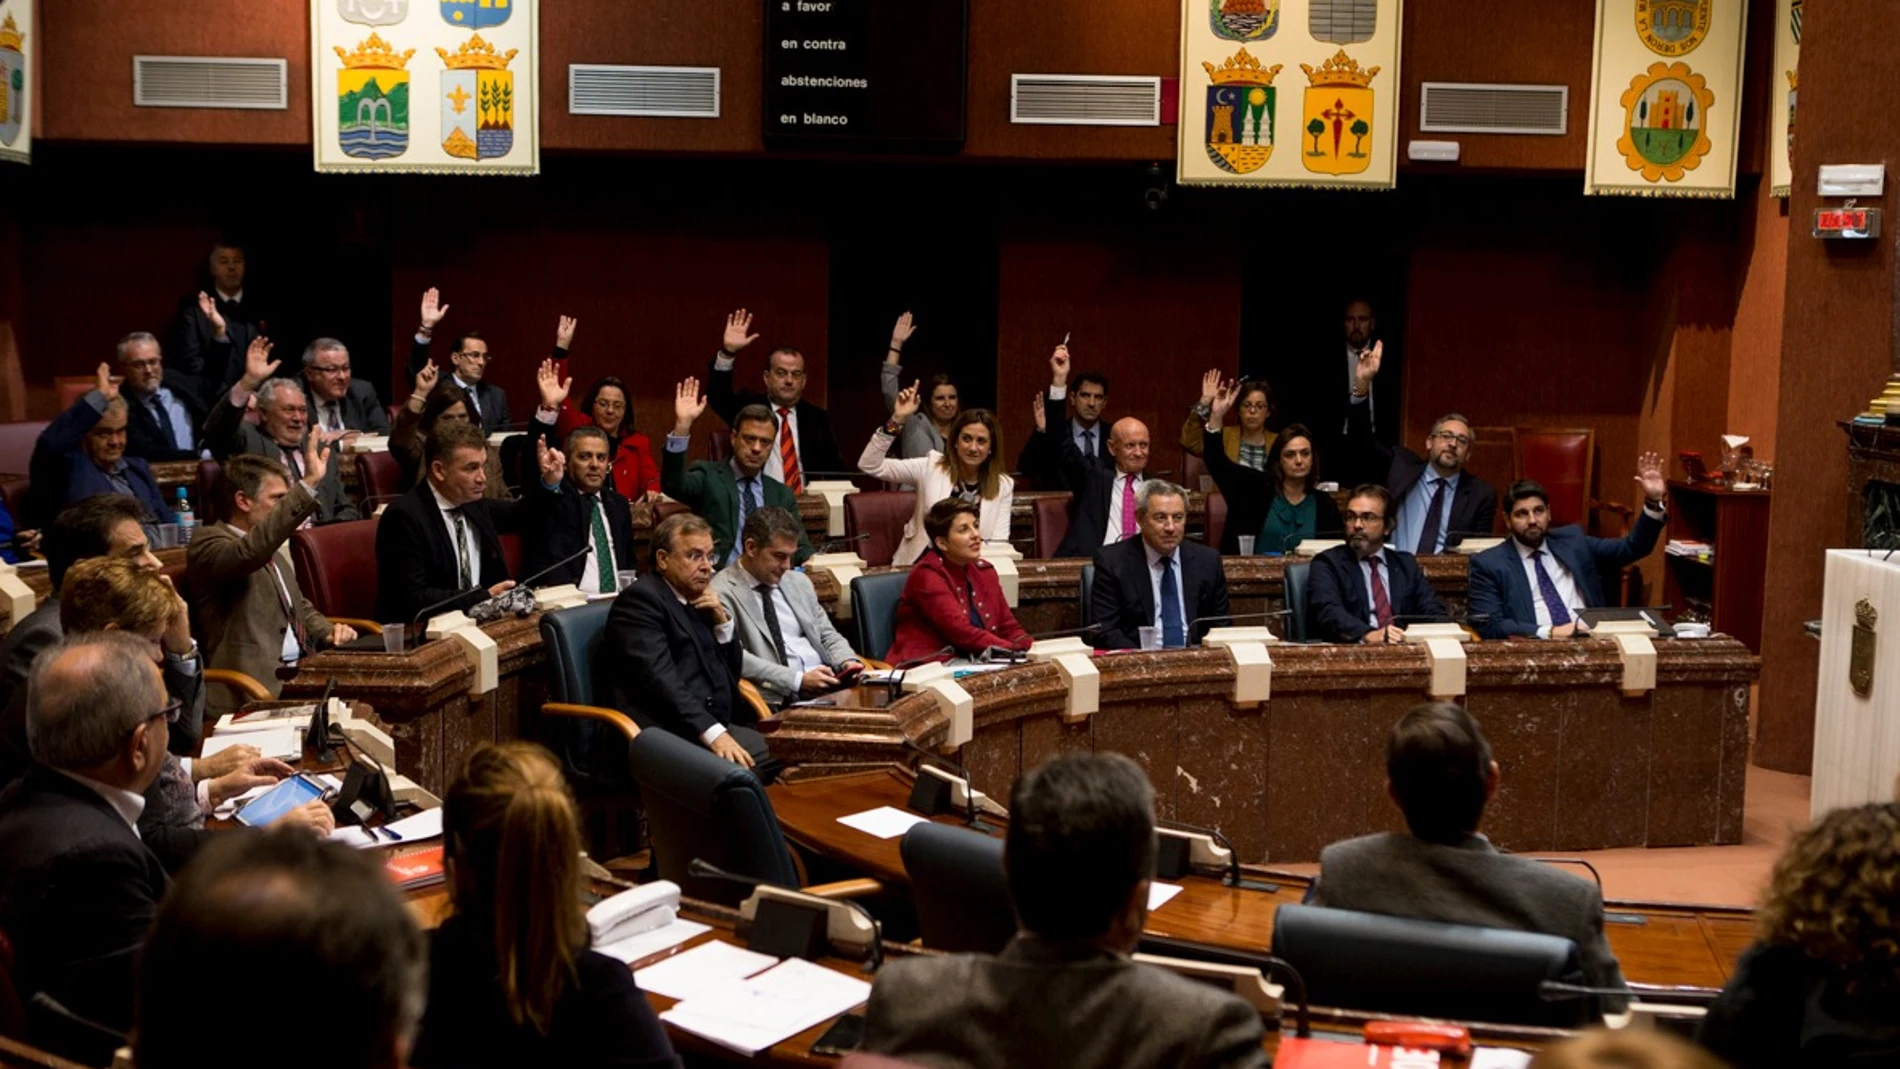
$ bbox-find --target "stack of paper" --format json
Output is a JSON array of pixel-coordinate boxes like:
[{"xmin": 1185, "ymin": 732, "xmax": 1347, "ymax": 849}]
[
  {"xmin": 634, "ymin": 941, "xmax": 779, "ymax": 1001},
  {"xmin": 203, "ymin": 725, "xmax": 302, "ymax": 762},
  {"xmin": 660, "ymin": 957, "xmax": 872, "ymax": 1056}
]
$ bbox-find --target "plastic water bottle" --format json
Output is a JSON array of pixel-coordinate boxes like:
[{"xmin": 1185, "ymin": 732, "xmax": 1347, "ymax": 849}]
[{"xmin": 174, "ymin": 486, "xmax": 195, "ymax": 543}]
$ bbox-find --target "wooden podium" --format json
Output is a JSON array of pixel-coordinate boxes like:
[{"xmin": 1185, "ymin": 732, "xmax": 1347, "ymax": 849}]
[{"xmin": 1812, "ymin": 550, "xmax": 1900, "ymax": 817}]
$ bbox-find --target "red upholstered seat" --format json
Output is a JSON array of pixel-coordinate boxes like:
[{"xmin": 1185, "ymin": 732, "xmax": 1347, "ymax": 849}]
[
  {"xmin": 708, "ymin": 430, "xmax": 732, "ymax": 463},
  {"xmin": 355, "ymin": 450, "xmax": 405, "ymax": 511},
  {"xmin": 290, "ymin": 517, "xmax": 380, "ymax": 622},
  {"xmin": 1032, "ymin": 495, "xmax": 1070, "ymax": 559},
  {"xmin": 499, "ymin": 532, "xmax": 524, "ymax": 578},
  {"xmin": 1469, "ymin": 427, "xmax": 1516, "ymax": 534},
  {"xmin": 0, "ymin": 421, "xmax": 47, "ymax": 477},
  {"xmin": 654, "ymin": 499, "xmax": 693, "ymax": 526},
  {"xmin": 52, "ymin": 377, "xmax": 92, "ymax": 412},
  {"xmin": 844, "ymin": 491, "xmax": 915, "ymax": 567},
  {"xmin": 1203, "ymin": 490, "xmax": 1227, "ymax": 550},
  {"xmin": 1181, "ymin": 449, "xmax": 1208, "ymax": 494},
  {"xmin": 1515, "ymin": 427, "xmax": 1594, "ymax": 530},
  {"xmin": 194, "ymin": 459, "xmax": 224, "ymax": 525}
]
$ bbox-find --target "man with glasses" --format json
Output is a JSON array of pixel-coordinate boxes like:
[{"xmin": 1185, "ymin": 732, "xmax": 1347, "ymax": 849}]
[
  {"xmin": 1344, "ymin": 344, "xmax": 1496, "ymax": 554},
  {"xmin": 204, "ymin": 338, "xmax": 358, "ymax": 525},
  {"xmin": 706, "ymin": 308, "xmax": 845, "ymax": 493},
  {"xmin": 28, "ymin": 363, "xmax": 176, "ymax": 531},
  {"xmin": 406, "ymin": 288, "xmax": 512, "ymax": 431},
  {"xmin": 112, "ymin": 332, "xmax": 206, "ymax": 462},
  {"xmin": 1306, "ymin": 484, "xmax": 1449, "ymax": 644},
  {"xmin": 300, "ymin": 338, "xmax": 391, "ymax": 435},
  {"xmin": 0, "ymin": 632, "xmax": 177, "ymax": 1065}
]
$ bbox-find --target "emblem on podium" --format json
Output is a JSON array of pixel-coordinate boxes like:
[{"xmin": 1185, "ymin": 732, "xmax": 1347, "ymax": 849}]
[
  {"xmin": 335, "ymin": 32, "xmax": 414, "ymax": 161},
  {"xmin": 1636, "ymin": 0, "xmax": 1710, "ymax": 57},
  {"xmin": 437, "ymin": 34, "xmax": 518, "ymax": 161},
  {"xmin": 1202, "ymin": 48, "xmax": 1280, "ymax": 175},
  {"xmin": 1299, "ymin": 50, "xmax": 1378, "ymax": 176},
  {"xmin": 1852, "ymin": 598, "xmax": 1877, "ymax": 698},
  {"xmin": 1615, "ymin": 61, "xmax": 1714, "ymax": 183},
  {"xmin": 1210, "ymin": 0, "xmax": 1279, "ymax": 42},
  {"xmin": 0, "ymin": 12, "xmax": 24, "ymax": 149}
]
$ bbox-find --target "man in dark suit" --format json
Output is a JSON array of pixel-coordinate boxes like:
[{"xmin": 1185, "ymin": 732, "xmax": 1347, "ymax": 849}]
[
  {"xmin": 1090, "ymin": 480, "xmax": 1230, "ymax": 650},
  {"xmin": 1016, "ymin": 345, "xmax": 1113, "ymax": 491},
  {"xmin": 706, "ymin": 308, "xmax": 844, "ymax": 492},
  {"xmin": 27, "ymin": 366, "xmax": 176, "ymax": 531},
  {"xmin": 115, "ymin": 332, "xmax": 206, "ymax": 462},
  {"xmin": 0, "ymin": 632, "xmax": 175, "ymax": 1065},
  {"xmin": 404, "ymin": 288, "xmax": 511, "ymax": 431},
  {"xmin": 203, "ymin": 339, "xmax": 358, "ymax": 525},
  {"xmin": 607, "ymin": 512, "xmax": 776, "ymax": 777},
  {"xmin": 300, "ymin": 338, "xmax": 391, "ymax": 435},
  {"xmin": 663, "ymin": 377, "xmax": 814, "ymax": 567},
  {"xmin": 1307, "ymin": 484, "xmax": 1448, "ymax": 644},
  {"xmin": 523, "ymin": 426, "xmax": 638, "ymax": 595},
  {"xmin": 1311, "ymin": 702, "xmax": 1629, "ymax": 1012},
  {"xmin": 1469, "ymin": 458, "xmax": 1669, "ymax": 640},
  {"xmin": 171, "ymin": 245, "xmax": 268, "ymax": 403},
  {"xmin": 1275, "ymin": 298, "xmax": 1398, "ymax": 483},
  {"xmin": 860, "ymin": 752, "xmax": 1267, "ymax": 1069},
  {"xmin": 1343, "ymin": 368, "xmax": 1496, "ymax": 554}
]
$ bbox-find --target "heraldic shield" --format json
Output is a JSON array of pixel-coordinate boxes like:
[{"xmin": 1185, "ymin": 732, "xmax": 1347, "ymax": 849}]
[
  {"xmin": 335, "ymin": 32, "xmax": 413, "ymax": 161},
  {"xmin": 438, "ymin": 34, "xmax": 518, "ymax": 161},
  {"xmin": 1299, "ymin": 50, "xmax": 1378, "ymax": 176},
  {"xmin": 1210, "ymin": 0, "xmax": 1280, "ymax": 42},
  {"xmin": 441, "ymin": 0, "xmax": 512, "ymax": 29},
  {"xmin": 1616, "ymin": 61, "xmax": 1714, "ymax": 183},
  {"xmin": 1635, "ymin": 0, "xmax": 1711, "ymax": 57},
  {"xmin": 1203, "ymin": 48, "xmax": 1280, "ymax": 174},
  {"xmin": 338, "ymin": 0, "xmax": 410, "ymax": 27},
  {"xmin": 0, "ymin": 13, "xmax": 24, "ymax": 148}
]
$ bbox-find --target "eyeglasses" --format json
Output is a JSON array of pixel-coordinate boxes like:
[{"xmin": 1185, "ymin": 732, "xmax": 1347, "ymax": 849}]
[
  {"xmin": 122, "ymin": 358, "xmax": 163, "ymax": 372},
  {"xmin": 1431, "ymin": 432, "xmax": 1472, "ymax": 447},
  {"xmin": 148, "ymin": 699, "xmax": 184, "ymax": 725},
  {"xmin": 309, "ymin": 363, "xmax": 352, "ymax": 376}
]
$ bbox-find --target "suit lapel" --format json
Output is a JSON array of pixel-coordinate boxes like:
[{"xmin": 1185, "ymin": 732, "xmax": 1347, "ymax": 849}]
[
  {"xmin": 1502, "ymin": 547, "xmax": 1538, "ymax": 623},
  {"xmin": 1550, "ymin": 533, "xmax": 1598, "ymax": 608}
]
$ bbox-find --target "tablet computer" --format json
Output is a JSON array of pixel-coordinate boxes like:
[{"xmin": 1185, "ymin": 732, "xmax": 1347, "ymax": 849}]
[{"xmin": 234, "ymin": 773, "xmax": 329, "ymax": 827}]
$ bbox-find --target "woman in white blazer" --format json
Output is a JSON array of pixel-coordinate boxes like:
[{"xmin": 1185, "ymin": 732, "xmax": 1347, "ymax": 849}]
[{"xmin": 858, "ymin": 382, "xmax": 1013, "ymax": 566}]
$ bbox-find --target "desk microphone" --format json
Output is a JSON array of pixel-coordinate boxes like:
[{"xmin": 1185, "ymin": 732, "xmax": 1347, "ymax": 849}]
[
  {"xmin": 981, "ymin": 623, "xmax": 1101, "ymax": 664},
  {"xmin": 885, "ymin": 646, "xmax": 955, "ymax": 702},
  {"xmin": 902, "ymin": 736, "xmax": 1000, "ymax": 831},
  {"xmin": 410, "ymin": 583, "xmax": 489, "ymax": 627},
  {"xmin": 1189, "ymin": 610, "xmax": 1290, "ymax": 645},
  {"xmin": 686, "ymin": 858, "xmax": 883, "ymax": 973},
  {"xmin": 410, "ymin": 543, "xmax": 592, "ymax": 626},
  {"xmin": 1154, "ymin": 818, "xmax": 1278, "ymax": 892},
  {"xmin": 517, "ymin": 542, "xmax": 594, "ymax": 590}
]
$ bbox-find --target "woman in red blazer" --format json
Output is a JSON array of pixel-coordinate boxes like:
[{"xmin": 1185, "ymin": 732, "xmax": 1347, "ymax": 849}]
[
  {"xmin": 533, "ymin": 355, "xmax": 661, "ymax": 500},
  {"xmin": 887, "ymin": 498, "xmax": 1033, "ymax": 665}
]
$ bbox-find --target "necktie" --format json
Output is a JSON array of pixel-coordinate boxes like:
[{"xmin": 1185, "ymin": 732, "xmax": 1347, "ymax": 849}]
[
  {"xmin": 268, "ymin": 556, "xmax": 310, "ymax": 659},
  {"xmin": 1415, "ymin": 476, "xmax": 1449, "ymax": 556},
  {"xmin": 327, "ymin": 403, "xmax": 344, "ymax": 433},
  {"xmin": 149, "ymin": 397, "xmax": 180, "ymax": 450},
  {"xmin": 740, "ymin": 477, "xmax": 759, "ymax": 524},
  {"xmin": 282, "ymin": 446, "xmax": 302, "ymax": 482},
  {"xmin": 758, "ymin": 585, "xmax": 789, "ymax": 666},
  {"xmin": 1531, "ymin": 550, "xmax": 1573, "ymax": 627},
  {"xmin": 1082, "ymin": 428, "xmax": 1095, "ymax": 459},
  {"xmin": 465, "ymin": 387, "xmax": 483, "ymax": 422},
  {"xmin": 589, "ymin": 496, "xmax": 616, "ymax": 593},
  {"xmin": 1366, "ymin": 556, "xmax": 1394, "ymax": 630},
  {"xmin": 776, "ymin": 407, "xmax": 803, "ymax": 494},
  {"xmin": 450, "ymin": 508, "xmax": 473, "ymax": 589},
  {"xmin": 1119, "ymin": 475, "xmax": 1137, "ymax": 540},
  {"xmin": 1159, "ymin": 554, "xmax": 1185, "ymax": 648}
]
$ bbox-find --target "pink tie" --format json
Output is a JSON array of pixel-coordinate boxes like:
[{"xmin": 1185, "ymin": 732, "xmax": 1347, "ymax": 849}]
[{"xmin": 1119, "ymin": 475, "xmax": 1137, "ymax": 539}]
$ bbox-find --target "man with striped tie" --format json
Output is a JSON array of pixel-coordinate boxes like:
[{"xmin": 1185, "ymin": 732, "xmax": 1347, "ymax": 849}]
[
  {"xmin": 1306, "ymin": 484, "xmax": 1448, "ymax": 644},
  {"xmin": 705, "ymin": 308, "xmax": 846, "ymax": 493}
]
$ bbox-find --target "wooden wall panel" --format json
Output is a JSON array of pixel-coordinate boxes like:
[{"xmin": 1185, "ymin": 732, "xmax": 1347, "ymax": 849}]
[
  {"xmin": 1756, "ymin": 0, "xmax": 1900, "ymax": 773},
  {"xmin": 1728, "ymin": 182, "xmax": 1789, "ymax": 458}
]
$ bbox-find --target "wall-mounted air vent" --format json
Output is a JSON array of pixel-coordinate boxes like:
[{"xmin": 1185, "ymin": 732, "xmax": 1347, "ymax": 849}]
[
  {"xmin": 1011, "ymin": 74, "xmax": 1161, "ymax": 127},
  {"xmin": 569, "ymin": 65, "xmax": 721, "ymax": 118},
  {"xmin": 134, "ymin": 56, "xmax": 288, "ymax": 109},
  {"xmin": 1419, "ymin": 82, "xmax": 1568, "ymax": 136}
]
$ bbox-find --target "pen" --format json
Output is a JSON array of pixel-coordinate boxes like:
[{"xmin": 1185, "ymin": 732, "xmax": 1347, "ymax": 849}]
[{"xmin": 1060, "ymin": 332, "xmax": 1070, "ymax": 347}]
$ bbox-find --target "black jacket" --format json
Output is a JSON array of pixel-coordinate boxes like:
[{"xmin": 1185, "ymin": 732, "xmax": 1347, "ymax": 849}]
[
  {"xmin": 122, "ymin": 372, "xmax": 209, "ymax": 462},
  {"xmin": 605, "ymin": 573, "xmax": 747, "ymax": 742},
  {"xmin": 1305, "ymin": 544, "xmax": 1447, "ymax": 642},
  {"xmin": 406, "ymin": 336, "xmax": 512, "ymax": 431},
  {"xmin": 1699, "ymin": 942, "xmax": 1900, "ymax": 1069},
  {"xmin": 306, "ymin": 378, "xmax": 392, "ymax": 435},
  {"xmin": 705, "ymin": 358, "xmax": 846, "ymax": 477},
  {"xmin": 1015, "ymin": 397, "xmax": 1115, "ymax": 492},
  {"xmin": 1346, "ymin": 400, "xmax": 1497, "ymax": 550},
  {"xmin": 374, "ymin": 481, "xmax": 534, "ymax": 623},
  {"xmin": 1048, "ymin": 424, "xmax": 1146, "ymax": 559},
  {"xmin": 523, "ymin": 483, "xmax": 639, "ymax": 588},
  {"xmin": 1201, "ymin": 425, "xmax": 1345, "ymax": 555},
  {"xmin": 1089, "ymin": 537, "xmax": 1231, "ymax": 650}
]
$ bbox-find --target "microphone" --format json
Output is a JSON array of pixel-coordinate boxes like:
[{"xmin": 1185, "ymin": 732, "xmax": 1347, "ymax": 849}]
[
  {"xmin": 410, "ymin": 543, "xmax": 593, "ymax": 626},
  {"xmin": 1026, "ymin": 622, "xmax": 1103, "ymax": 642},
  {"xmin": 979, "ymin": 624, "xmax": 1101, "ymax": 664},
  {"xmin": 811, "ymin": 532, "xmax": 871, "ymax": 554},
  {"xmin": 902, "ymin": 736, "xmax": 1001, "ymax": 831},
  {"xmin": 29, "ymin": 993, "xmax": 128, "ymax": 1048},
  {"xmin": 884, "ymin": 646, "xmax": 955, "ymax": 701},
  {"xmin": 1189, "ymin": 610, "xmax": 1290, "ymax": 645},
  {"xmin": 516, "ymin": 542, "xmax": 594, "ymax": 591},
  {"xmin": 410, "ymin": 583, "xmax": 488, "ymax": 627},
  {"xmin": 307, "ymin": 677, "xmax": 340, "ymax": 764},
  {"xmin": 686, "ymin": 858, "xmax": 882, "ymax": 973},
  {"xmin": 1387, "ymin": 612, "xmax": 1492, "ymax": 627},
  {"xmin": 1154, "ymin": 818, "xmax": 1278, "ymax": 891}
]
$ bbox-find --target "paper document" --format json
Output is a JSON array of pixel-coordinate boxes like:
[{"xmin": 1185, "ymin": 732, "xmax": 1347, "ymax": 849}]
[
  {"xmin": 836, "ymin": 806, "xmax": 930, "ymax": 840},
  {"xmin": 1470, "ymin": 1050, "xmax": 1532, "ymax": 1069},
  {"xmin": 203, "ymin": 726, "xmax": 301, "ymax": 761},
  {"xmin": 633, "ymin": 939, "xmax": 779, "ymax": 1001},
  {"xmin": 330, "ymin": 807, "xmax": 443, "ymax": 848},
  {"xmin": 661, "ymin": 956, "xmax": 872, "ymax": 1056},
  {"xmin": 598, "ymin": 920, "xmax": 712, "ymax": 965},
  {"xmin": 1147, "ymin": 882, "xmax": 1184, "ymax": 912}
]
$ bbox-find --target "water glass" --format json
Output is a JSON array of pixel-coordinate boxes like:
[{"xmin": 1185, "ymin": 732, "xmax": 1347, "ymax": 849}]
[
  {"xmin": 1237, "ymin": 535, "xmax": 1256, "ymax": 556},
  {"xmin": 1138, "ymin": 626, "xmax": 1160, "ymax": 651},
  {"xmin": 382, "ymin": 623, "xmax": 407, "ymax": 653}
]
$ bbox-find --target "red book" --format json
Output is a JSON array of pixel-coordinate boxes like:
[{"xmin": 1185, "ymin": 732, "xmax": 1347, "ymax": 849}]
[
  {"xmin": 383, "ymin": 845, "xmax": 446, "ymax": 890},
  {"xmin": 1274, "ymin": 1038, "xmax": 1441, "ymax": 1069}
]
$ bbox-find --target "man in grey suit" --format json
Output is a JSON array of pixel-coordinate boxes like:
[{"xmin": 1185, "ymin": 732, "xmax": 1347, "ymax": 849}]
[
  {"xmin": 203, "ymin": 338, "xmax": 358, "ymax": 525},
  {"xmin": 712, "ymin": 507, "xmax": 863, "ymax": 708},
  {"xmin": 300, "ymin": 338, "xmax": 391, "ymax": 435},
  {"xmin": 1310, "ymin": 701, "xmax": 1629, "ymax": 1011},
  {"xmin": 860, "ymin": 752, "xmax": 1268, "ymax": 1069}
]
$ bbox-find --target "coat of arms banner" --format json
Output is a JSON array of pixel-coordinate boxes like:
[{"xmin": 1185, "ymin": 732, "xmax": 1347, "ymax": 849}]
[
  {"xmin": 1176, "ymin": 0, "xmax": 1404, "ymax": 190},
  {"xmin": 1769, "ymin": 0, "xmax": 1799, "ymax": 197},
  {"xmin": 0, "ymin": 0, "xmax": 33, "ymax": 167},
  {"xmin": 1584, "ymin": 0, "xmax": 1747, "ymax": 198},
  {"xmin": 311, "ymin": 0, "xmax": 539, "ymax": 175}
]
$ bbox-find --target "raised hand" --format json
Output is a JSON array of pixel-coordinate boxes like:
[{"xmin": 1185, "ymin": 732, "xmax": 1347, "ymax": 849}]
[
  {"xmin": 673, "ymin": 377, "xmax": 708, "ymax": 434},
  {"xmin": 536, "ymin": 436, "xmax": 567, "ymax": 486},
  {"xmin": 1635, "ymin": 450, "xmax": 1668, "ymax": 504},
  {"xmin": 555, "ymin": 314, "xmax": 578, "ymax": 350},
  {"xmin": 196, "ymin": 291, "xmax": 228, "ymax": 339},
  {"xmin": 1209, "ymin": 378, "xmax": 1241, "ymax": 424},
  {"xmin": 94, "ymin": 361, "xmax": 121, "ymax": 402},
  {"xmin": 891, "ymin": 311, "xmax": 917, "ymax": 349},
  {"xmin": 1050, "ymin": 345, "xmax": 1071, "ymax": 386},
  {"xmin": 419, "ymin": 287, "xmax": 450, "ymax": 330},
  {"xmin": 241, "ymin": 337, "xmax": 278, "ymax": 390},
  {"xmin": 536, "ymin": 357, "xmax": 571, "ymax": 409},
  {"xmin": 1199, "ymin": 368, "xmax": 1222, "ymax": 407},
  {"xmin": 413, "ymin": 360, "xmax": 440, "ymax": 396},
  {"xmin": 301, "ymin": 433, "xmax": 331, "ymax": 488},
  {"xmin": 1031, "ymin": 391, "xmax": 1047, "ymax": 433},
  {"xmin": 892, "ymin": 380, "xmax": 922, "ymax": 423},
  {"xmin": 1352, "ymin": 340, "xmax": 1384, "ymax": 395},
  {"xmin": 723, "ymin": 309, "xmax": 759, "ymax": 354}
]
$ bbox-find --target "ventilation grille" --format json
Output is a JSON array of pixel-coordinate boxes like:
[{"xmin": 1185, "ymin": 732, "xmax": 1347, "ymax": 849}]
[
  {"xmin": 1419, "ymin": 82, "xmax": 1568, "ymax": 135},
  {"xmin": 134, "ymin": 56, "xmax": 287, "ymax": 109},
  {"xmin": 1011, "ymin": 74, "xmax": 1161, "ymax": 127},
  {"xmin": 569, "ymin": 65, "xmax": 721, "ymax": 118}
]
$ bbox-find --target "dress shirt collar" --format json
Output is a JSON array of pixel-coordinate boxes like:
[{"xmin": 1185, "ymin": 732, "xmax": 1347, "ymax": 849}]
[
  {"xmin": 729, "ymin": 460, "xmax": 761, "ymax": 486},
  {"xmin": 216, "ymin": 288, "xmax": 244, "ymax": 304},
  {"xmin": 1358, "ymin": 546, "xmax": 1390, "ymax": 569},
  {"xmin": 452, "ymin": 374, "xmax": 480, "ymax": 396},
  {"xmin": 1141, "ymin": 539, "xmax": 1177, "ymax": 572},
  {"xmin": 427, "ymin": 482, "xmax": 463, "ymax": 514},
  {"xmin": 732, "ymin": 565, "xmax": 773, "ymax": 593},
  {"xmin": 53, "ymin": 768, "xmax": 147, "ymax": 834},
  {"xmin": 1421, "ymin": 469, "xmax": 1461, "ymax": 491},
  {"xmin": 98, "ymin": 457, "xmax": 129, "ymax": 476}
]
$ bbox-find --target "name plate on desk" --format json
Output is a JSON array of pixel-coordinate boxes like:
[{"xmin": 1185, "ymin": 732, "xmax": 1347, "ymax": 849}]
[
  {"xmin": 1593, "ymin": 619, "xmax": 1658, "ymax": 695},
  {"xmin": 804, "ymin": 481, "xmax": 858, "ymax": 538},
  {"xmin": 804, "ymin": 552, "xmax": 868, "ymax": 619},
  {"xmin": 901, "ymin": 662, "xmax": 974, "ymax": 747},
  {"xmin": 0, "ymin": 562, "xmax": 36, "ymax": 626},
  {"xmin": 1402, "ymin": 623, "xmax": 1467, "ymax": 698},
  {"xmin": 1202, "ymin": 627, "xmax": 1278, "ymax": 706},
  {"xmin": 424, "ymin": 611, "xmax": 499, "ymax": 696},
  {"xmin": 1027, "ymin": 636, "xmax": 1099, "ymax": 722},
  {"xmin": 983, "ymin": 540, "xmax": 1022, "ymax": 607}
]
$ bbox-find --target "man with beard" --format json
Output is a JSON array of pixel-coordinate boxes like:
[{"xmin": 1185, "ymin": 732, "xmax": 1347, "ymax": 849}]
[
  {"xmin": 1344, "ymin": 346, "xmax": 1497, "ymax": 553},
  {"xmin": 1467, "ymin": 455, "xmax": 1669, "ymax": 639},
  {"xmin": 1306, "ymin": 484, "xmax": 1447, "ymax": 644}
]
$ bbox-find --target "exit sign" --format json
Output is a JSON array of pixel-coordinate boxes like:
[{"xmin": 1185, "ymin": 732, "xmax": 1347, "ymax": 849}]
[{"xmin": 1814, "ymin": 207, "xmax": 1882, "ymax": 239}]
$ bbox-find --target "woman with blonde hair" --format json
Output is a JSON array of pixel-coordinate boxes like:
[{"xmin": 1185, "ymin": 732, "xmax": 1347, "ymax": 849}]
[
  {"xmin": 1696, "ymin": 801, "xmax": 1900, "ymax": 1067},
  {"xmin": 859, "ymin": 383, "xmax": 1012, "ymax": 566},
  {"xmin": 411, "ymin": 741, "xmax": 679, "ymax": 1069}
]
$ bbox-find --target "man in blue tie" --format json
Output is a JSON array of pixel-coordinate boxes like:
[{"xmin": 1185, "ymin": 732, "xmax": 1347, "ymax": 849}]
[
  {"xmin": 1344, "ymin": 342, "xmax": 1497, "ymax": 553},
  {"xmin": 1466, "ymin": 453, "xmax": 1669, "ymax": 639},
  {"xmin": 1088, "ymin": 480, "xmax": 1230, "ymax": 650}
]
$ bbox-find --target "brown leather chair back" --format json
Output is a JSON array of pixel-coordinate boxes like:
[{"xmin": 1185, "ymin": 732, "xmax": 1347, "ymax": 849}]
[
  {"xmin": 290, "ymin": 517, "xmax": 380, "ymax": 622},
  {"xmin": 708, "ymin": 429, "xmax": 732, "ymax": 463},
  {"xmin": 1203, "ymin": 490, "xmax": 1227, "ymax": 550},
  {"xmin": 1181, "ymin": 449, "xmax": 1209, "ymax": 493},
  {"xmin": 53, "ymin": 378, "xmax": 92, "ymax": 412},
  {"xmin": 499, "ymin": 532, "xmax": 524, "ymax": 578},
  {"xmin": 356, "ymin": 450, "xmax": 406, "ymax": 510},
  {"xmin": 0, "ymin": 421, "xmax": 47, "ymax": 477},
  {"xmin": 1469, "ymin": 427, "xmax": 1516, "ymax": 533},
  {"xmin": 1515, "ymin": 427, "xmax": 1595, "ymax": 530},
  {"xmin": 1032, "ymin": 495, "xmax": 1070, "ymax": 559},
  {"xmin": 844, "ymin": 491, "xmax": 915, "ymax": 567},
  {"xmin": 194, "ymin": 459, "xmax": 225, "ymax": 525},
  {"xmin": 654, "ymin": 499, "xmax": 694, "ymax": 526}
]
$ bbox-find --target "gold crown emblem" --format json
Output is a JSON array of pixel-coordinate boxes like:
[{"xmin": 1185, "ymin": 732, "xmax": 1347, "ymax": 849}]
[
  {"xmin": 1858, "ymin": 598, "xmax": 1878, "ymax": 630},
  {"xmin": 334, "ymin": 32, "xmax": 414, "ymax": 70},
  {"xmin": 1203, "ymin": 47, "xmax": 1282, "ymax": 86},
  {"xmin": 0, "ymin": 13, "xmax": 23, "ymax": 52},
  {"xmin": 436, "ymin": 34, "xmax": 518, "ymax": 71},
  {"xmin": 1786, "ymin": 69, "xmax": 1799, "ymax": 90},
  {"xmin": 1300, "ymin": 49, "xmax": 1380, "ymax": 89}
]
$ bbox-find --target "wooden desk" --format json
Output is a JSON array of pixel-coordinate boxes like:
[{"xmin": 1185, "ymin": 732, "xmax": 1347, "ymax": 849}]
[{"xmin": 769, "ymin": 768, "xmax": 1755, "ymax": 993}]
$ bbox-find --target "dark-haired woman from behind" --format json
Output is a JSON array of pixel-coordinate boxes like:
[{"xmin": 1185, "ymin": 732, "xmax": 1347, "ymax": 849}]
[
  {"xmin": 1696, "ymin": 801, "xmax": 1900, "ymax": 1067},
  {"xmin": 389, "ymin": 361, "xmax": 509, "ymax": 501},
  {"xmin": 410, "ymin": 741, "xmax": 681, "ymax": 1069}
]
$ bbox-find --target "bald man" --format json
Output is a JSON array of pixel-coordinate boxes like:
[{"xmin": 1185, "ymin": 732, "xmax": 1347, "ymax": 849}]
[{"xmin": 1050, "ymin": 407, "xmax": 1154, "ymax": 559}]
